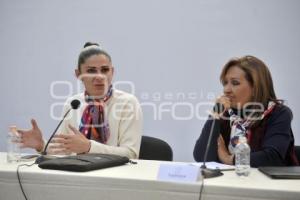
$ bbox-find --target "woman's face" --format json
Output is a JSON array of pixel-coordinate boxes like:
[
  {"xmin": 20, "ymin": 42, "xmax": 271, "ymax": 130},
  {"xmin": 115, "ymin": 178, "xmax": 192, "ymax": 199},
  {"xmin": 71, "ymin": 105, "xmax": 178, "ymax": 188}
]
[
  {"xmin": 76, "ymin": 54, "xmax": 114, "ymax": 97},
  {"xmin": 222, "ymin": 66, "xmax": 253, "ymax": 109}
]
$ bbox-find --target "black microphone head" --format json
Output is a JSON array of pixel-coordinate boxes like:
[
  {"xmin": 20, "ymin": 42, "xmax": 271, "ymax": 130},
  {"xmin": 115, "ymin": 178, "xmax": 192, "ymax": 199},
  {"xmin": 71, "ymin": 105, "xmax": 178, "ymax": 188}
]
[
  {"xmin": 70, "ymin": 99, "xmax": 81, "ymax": 109},
  {"xmin": 213, "ymin": 103, "xmax": 224, "ymax": 114}
]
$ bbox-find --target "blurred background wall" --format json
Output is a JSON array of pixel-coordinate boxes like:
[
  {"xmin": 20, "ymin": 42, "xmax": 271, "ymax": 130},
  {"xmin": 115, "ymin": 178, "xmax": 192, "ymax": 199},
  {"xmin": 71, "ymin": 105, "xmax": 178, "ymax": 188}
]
[{"xmin": 1, "ymin": 0, "xmax": 299, "ymax": 161}]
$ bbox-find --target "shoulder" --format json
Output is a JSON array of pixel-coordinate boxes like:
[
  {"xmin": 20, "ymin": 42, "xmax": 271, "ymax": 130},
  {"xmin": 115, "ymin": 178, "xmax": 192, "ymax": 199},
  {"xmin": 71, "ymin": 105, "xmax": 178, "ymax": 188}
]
[
  {"xmin": 112, "ymin": 89, "xmax": 140, "ymax": 104},
  {"xmin": 65, "ymin": 93, "xmax": 85, "ymax": 103},
  {"xmin": 271, "ymin": 104, "xmax": 293, "ymax": 119},
  {"xmin": 268, "ymin": 103, "xmax": 293, "ymax": 123}
]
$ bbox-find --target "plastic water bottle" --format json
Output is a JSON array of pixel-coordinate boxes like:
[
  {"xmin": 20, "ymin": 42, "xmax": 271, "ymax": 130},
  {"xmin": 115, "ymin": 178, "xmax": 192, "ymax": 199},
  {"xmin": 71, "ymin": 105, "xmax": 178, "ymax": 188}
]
[
  {"xmin": 7, "ymin": 125, "xmax": 21, "ymax": 163},
  {"xmin": 235, "ymin": 136, "xmax": 250, "ymax": 177}
]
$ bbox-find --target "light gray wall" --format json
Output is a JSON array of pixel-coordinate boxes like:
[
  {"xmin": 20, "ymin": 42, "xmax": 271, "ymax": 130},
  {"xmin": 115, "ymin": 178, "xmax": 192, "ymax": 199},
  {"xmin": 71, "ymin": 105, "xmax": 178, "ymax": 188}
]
[{"xmin": 0, "ymin": 0, "xmax": 299, "ymax": 161}]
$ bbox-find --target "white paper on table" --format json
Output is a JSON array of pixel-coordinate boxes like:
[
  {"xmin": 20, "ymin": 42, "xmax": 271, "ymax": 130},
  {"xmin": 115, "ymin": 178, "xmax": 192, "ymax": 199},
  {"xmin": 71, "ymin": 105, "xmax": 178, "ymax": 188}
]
[{"xmin": 192, "ymin": 162, "xmax": 235, "ymax": 171}]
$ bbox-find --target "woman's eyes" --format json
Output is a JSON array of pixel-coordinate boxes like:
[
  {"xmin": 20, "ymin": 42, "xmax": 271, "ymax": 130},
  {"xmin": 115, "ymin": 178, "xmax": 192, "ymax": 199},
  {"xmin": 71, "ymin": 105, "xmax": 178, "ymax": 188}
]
[
  {"xmin": 222, "ymin": 80, "xmax": 240, "ymax": 86},
  {"xmin": 101, "ymin": 68, "xmax": 110, "ymax": 73},
  {"xmin": 87, "ymin": 68, "xmax": 98, "ymax": 73},
  {"xmin": 231, "ymin": 80, "xmax": 240, "ymax": 85},
  {"xmin": 86, "ymin": 68, "xmax": 110, "ymax": 74}
]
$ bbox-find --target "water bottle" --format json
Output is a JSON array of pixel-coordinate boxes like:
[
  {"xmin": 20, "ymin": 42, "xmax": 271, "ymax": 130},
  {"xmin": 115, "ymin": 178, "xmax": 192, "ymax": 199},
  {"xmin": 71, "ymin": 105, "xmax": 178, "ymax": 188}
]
[
  {"xmin": 7, "ymin": 125, "xmax": 21, "ymax": 163},
  {"xmin": 235, "ymin": 136, "xmax": 250, "ymax": 177}
]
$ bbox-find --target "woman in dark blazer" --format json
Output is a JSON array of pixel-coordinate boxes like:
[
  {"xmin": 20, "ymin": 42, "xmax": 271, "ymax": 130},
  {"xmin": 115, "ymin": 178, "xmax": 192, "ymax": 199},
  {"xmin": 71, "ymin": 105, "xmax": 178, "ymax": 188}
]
[{"xmin": 193, "ymin": 55, "xmax": 299, "ymax": 167}]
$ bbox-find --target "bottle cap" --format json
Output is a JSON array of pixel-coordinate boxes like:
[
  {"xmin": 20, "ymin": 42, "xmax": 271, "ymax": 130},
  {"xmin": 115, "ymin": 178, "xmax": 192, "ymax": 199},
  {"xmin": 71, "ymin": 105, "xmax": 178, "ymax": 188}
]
[{"xmin": 9, "ymin": 125, "xmax": 18, "ymax": 133}]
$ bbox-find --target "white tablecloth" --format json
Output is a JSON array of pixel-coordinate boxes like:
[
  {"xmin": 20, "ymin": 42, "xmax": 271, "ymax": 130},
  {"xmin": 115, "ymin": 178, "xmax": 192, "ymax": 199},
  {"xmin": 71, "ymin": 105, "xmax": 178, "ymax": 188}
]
[{"xmin": 0, "ymin": 152, "xmax": 299, "ymax": 200}]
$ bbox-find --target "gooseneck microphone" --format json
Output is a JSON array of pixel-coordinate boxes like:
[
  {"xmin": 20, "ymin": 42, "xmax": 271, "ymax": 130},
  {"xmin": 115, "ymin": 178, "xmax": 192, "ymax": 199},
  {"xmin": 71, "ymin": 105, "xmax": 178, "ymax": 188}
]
[
  {"xmin": 200, "ymin": 103, "xmax": 225, "ymax": 178},
  {"xmin": 35, "ymin": 99, "xmax": 81, "ymax": 164}
]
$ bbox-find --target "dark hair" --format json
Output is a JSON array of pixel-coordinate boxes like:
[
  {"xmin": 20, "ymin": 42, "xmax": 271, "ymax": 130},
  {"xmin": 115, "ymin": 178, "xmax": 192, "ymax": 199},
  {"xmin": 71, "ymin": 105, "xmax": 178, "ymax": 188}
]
[
  {"xmin": 77, "ymin": 42, "xmax": 112, "ymax": 71},
  {"xmin": 220, "ymin": 55, "xmax": 279, "ymax": 108}
]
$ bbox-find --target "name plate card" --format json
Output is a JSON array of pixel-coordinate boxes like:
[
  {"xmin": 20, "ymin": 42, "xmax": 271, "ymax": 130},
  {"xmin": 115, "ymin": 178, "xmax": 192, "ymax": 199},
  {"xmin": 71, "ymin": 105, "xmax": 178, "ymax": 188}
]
[{"xmin": 157, "ymin": 163, "xmax": 202, "ymax": 182}]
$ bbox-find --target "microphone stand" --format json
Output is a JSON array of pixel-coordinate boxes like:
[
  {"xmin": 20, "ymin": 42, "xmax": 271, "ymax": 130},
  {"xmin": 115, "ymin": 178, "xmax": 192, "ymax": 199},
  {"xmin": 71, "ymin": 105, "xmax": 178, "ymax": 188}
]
[
  {"xmin": 35, "ymin": 99, "xmax": 81, "ymax": 164},
  {"xmin": 200, "ymin": 114, "xmax": 223, "ymax": 178},
  {"xmin": 35, "ymin": 109, "xmax": 72, "ymax": 164}
]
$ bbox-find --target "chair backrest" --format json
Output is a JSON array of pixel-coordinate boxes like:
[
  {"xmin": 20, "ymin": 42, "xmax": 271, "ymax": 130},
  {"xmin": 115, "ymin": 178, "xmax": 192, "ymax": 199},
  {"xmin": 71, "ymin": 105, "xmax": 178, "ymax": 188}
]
[
  {"xmin": 295, "ymin": 146, "xmax": 300, "ymax": 162},
  {"xmin": 139, "ymin": 136, "xmax": 173, "ymax": 161}
]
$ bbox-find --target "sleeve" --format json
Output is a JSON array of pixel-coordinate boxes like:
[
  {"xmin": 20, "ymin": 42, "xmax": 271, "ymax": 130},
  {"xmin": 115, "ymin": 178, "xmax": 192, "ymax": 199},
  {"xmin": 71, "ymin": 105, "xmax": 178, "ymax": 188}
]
[
  {"xmin": 193, "ymin": 116, "xmax": 220, "ymax": 162},
  {"xmin": 250, "ymin": 106, "xmax": 293, "ymax": 167},
  {"xmin": 89, "ymin": 95, "xmax": 143, "ymax": 159}
]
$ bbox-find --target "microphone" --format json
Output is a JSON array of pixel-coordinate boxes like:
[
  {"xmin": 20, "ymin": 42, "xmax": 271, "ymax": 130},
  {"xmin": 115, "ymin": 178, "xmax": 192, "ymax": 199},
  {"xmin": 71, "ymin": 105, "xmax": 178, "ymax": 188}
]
[
  {"xmin": 35, "ymin": 99, "xmax": 81, "ymax": 164},
  {"xmin": 200, "ymin": 103, "xmax": 224, "ymax": 178}
]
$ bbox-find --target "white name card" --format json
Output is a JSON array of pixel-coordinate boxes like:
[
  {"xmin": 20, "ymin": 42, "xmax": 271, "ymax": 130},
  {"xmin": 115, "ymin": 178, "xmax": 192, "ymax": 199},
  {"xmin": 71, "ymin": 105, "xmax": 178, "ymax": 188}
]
[{"xmin": 157, "ymin": 163, "xmax": 202, "ymax": 183}]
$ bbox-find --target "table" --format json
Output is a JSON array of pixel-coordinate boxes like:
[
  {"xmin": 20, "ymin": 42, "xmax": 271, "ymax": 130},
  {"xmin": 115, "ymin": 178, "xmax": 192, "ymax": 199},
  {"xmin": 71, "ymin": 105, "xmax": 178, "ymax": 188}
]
[{"xmin": 0, "ymin": 152, "xmax": 299, "ymax": 200}]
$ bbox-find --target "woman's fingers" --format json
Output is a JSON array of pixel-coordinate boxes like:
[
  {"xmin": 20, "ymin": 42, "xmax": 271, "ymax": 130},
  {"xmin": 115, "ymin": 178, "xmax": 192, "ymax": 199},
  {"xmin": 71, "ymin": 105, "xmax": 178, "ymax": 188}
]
[
  {"xmin": 216, "ymin": 95, "xmax": 231, "ymax": 110},
  {"xmin": 31, "ymin": 119, "xmax": 39, "ymax": 130},
  {"xmin": 51, "ymin": 137, "xmax": 67, "ymax": 144},
  {"xmin": 68, "ymin": 124, "xmax": 80, "ymax": 134}
]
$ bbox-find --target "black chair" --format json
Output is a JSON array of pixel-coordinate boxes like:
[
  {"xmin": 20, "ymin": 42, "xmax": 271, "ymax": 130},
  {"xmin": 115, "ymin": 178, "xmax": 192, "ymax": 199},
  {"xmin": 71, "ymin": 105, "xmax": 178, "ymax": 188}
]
[
  {"xmin": 295, "ymin": 146, "xmax": 300, "ymax": 162},
  {"xmin": 139, "ymin": 136, "xmax": 173, "ymax": 161}
]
